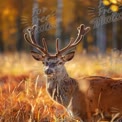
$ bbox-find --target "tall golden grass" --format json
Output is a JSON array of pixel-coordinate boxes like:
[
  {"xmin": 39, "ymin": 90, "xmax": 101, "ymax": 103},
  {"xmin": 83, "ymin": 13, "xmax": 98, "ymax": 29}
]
[{"xmin": 0, "ymin": 52, "xmax": 122, "ymax": 122}]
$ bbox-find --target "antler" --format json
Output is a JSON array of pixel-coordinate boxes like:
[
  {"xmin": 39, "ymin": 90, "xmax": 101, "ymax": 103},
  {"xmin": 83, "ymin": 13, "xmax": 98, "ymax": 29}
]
[
  {"xmin": 24, "ymin": 25, "xmax": 49, "ymax": 56},
  {"xmin": 55, "ymin": 24, "xmax": 90, "ymax": 56},
  {"xmin": 24, "ymin": 24, "xmax": 90, "ymax": 57}
]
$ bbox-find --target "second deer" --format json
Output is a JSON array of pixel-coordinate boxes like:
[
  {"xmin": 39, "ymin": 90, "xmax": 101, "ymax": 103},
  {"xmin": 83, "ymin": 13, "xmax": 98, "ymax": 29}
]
[{"xmin": 24, "ymin": 24, "xmax": 122, "ymax": 122}]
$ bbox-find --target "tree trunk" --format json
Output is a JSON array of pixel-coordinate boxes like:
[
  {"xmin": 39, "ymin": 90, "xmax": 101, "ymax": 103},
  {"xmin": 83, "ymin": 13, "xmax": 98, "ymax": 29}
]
[
  {"xmin": 96, "ymin": 0, "xmax": 106, "ymax": 54},
  {"xmin": 32, "ymin": 0, "xmax": 40, "ymax": 51},
  {"xmin": 0, "ymin": 13, "xmax": 4, "ymax": 52},
  {"xmin": 0, "ymin": 31, "xmax": 4, "ymax": 53},
  {"xmin": 96, "ymin": 24, "xmax": 106, "ymax": 53},
  {"xmin": 112, "ymin": 21, "xmax": 117, "ymax": 49},
  {"xmin": 16, "ymin": 17, "xmax": 23, "ymax": 52},
  {"xmin": 56, "ymin": 0, "xmax": 63, "ymax": 49},
  {"xmin": 16, "ymin": 1, "xmax": 23, "ymax": 52}
]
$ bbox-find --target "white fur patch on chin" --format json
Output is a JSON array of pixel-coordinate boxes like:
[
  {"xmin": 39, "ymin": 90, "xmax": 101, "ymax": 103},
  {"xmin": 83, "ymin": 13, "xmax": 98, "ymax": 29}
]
[{"xmin": 45, "ymin": 74, "xmax": 55, "ymax": 78}]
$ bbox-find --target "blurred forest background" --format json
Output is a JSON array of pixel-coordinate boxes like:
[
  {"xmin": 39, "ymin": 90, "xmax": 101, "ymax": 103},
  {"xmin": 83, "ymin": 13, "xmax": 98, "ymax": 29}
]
[
  {"xmin": 0, "ymin": 1, "xmax": 122, "ymax": 121},
  {"xmin": 0, "ymin": 0, "xmax": 122, "ymax": 54}
]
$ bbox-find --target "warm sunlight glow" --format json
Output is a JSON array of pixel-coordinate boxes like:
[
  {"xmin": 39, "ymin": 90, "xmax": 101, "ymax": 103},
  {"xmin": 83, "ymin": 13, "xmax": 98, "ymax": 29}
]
[
  {"xmin": 3, "ymin": 8, "xmax": 9, "ymax": 16},
  {"xmin": 110, "ymin": 4, "xmax": 119, "ymax": 11},
  {"xmin": 103, "ymin": 0, "xmax": 120, "ymax": 11},
  {"xmin": 117, "ymin": 0, "xmax": 122, "ymax": 4},
  {"xmin": 110, "ymin": 0, "xmax": 118, "ymax": 4},
  {"xmin": 103, "ymin": 0, "xmax": 111, "ymax": 5}
]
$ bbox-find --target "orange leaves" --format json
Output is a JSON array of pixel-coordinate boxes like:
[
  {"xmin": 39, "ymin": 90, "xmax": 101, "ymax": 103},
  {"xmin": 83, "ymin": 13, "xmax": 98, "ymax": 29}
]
[
  {"xmin": 0, "ymin": 74, "xmax": 70, "ymax": 122},
  {"xmin": 110, "ymin": 4, "xmax": 119, "ymax": 11},
  {"xmin": 103, "ymin": 0, "xmax": 121, "ymax": 12},
  {"xmin": 103, "ymin": 0, "xmax": 111, "ymax": 5},
  {"xmin": 0, "ymin": 53, "xmax": 121, "ymax": 121}
]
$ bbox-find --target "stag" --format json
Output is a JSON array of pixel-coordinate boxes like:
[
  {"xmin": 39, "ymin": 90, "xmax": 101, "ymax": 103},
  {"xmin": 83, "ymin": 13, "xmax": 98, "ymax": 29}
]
[{"xmin": 24, "ymin": 24, "xmax": 122, "ymax": 122}]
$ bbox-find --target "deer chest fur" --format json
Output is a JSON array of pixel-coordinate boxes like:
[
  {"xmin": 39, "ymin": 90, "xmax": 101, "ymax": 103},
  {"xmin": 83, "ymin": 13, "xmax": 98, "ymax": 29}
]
[{"xmin": 46, "ymin": 77, "xmax": 77, "ymax": 107}]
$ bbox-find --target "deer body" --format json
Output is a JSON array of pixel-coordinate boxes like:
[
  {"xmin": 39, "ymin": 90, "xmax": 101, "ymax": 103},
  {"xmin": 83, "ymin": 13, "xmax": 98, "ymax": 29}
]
[
  {"xmin": 46, "ymin": 65, "xmax": 122, "ymax": 121},
  {"xmin": 46, "ymin": 73, "xmax": 77, "ymax": 108},
  {"xmin": 24, "ymin": 24, "xmax": 122, "ymax": 121},
  {"xmin": 69, "ymin": 76, "xmax": 122, "ymax": 121}
]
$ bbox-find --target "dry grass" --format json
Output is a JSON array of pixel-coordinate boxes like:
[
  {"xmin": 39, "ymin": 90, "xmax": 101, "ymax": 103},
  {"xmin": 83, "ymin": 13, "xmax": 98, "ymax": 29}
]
[{"xmin": 0, "ymin": 52, "xmax": 122, "ymax": 122}]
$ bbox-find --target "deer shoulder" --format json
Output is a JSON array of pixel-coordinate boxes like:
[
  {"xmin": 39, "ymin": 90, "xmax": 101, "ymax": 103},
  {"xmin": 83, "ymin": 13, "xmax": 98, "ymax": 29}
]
[{"xmin": 69, "ymin": 76, "xmax": 122, "ymax": 121}]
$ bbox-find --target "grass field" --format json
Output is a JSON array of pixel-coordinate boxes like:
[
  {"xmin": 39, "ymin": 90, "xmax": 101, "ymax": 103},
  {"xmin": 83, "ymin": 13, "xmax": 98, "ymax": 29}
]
[{"xmin": 0, "ymin": 52, "xmax": 122, "ymax": 122}]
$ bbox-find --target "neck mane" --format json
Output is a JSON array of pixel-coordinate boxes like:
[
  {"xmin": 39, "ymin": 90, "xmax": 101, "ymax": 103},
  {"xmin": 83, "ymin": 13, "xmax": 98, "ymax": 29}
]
[
  {"xmin": 46, "ymin": 67, "xmax": 77, "ymax": 107},
  {"xmin": 48, "ymin": 67, "xmax": 69, "ymax": 82}
]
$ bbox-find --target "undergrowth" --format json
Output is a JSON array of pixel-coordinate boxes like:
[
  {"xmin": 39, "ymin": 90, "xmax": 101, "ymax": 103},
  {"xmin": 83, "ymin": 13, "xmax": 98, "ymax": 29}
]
[{"xmin": 0, "ymin": 52, "xmax": 121, "ymax": 122}]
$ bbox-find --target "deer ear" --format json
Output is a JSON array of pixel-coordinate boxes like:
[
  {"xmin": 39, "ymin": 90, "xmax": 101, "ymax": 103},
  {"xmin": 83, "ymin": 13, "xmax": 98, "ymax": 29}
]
[
  {"xmin": 31, "ymin": 51, "xmax": 44, "ymax": 61},
  {"xmin": 62, "ymin": 52, "xmax": 75, "ymax": 62}
]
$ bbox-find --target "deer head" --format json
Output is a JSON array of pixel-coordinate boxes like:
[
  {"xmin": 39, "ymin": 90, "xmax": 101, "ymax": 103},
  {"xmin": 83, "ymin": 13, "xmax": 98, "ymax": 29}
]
[{"xmin": 24, "ymin": 24, "xmax": 90, "ymax": 78}]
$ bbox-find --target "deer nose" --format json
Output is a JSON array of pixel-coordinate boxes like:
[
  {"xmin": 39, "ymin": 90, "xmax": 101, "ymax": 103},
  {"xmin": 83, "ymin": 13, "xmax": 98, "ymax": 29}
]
[{"xmin": 45, "ymin": 69, "xmax": 53, "ymax": 75}]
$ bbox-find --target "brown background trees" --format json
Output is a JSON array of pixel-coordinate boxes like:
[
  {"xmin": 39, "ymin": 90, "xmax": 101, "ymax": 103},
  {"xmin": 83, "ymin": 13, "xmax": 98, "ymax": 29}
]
[{"xmin": 0, "ymin": 0, "xmax": 122, "ymax": 53}]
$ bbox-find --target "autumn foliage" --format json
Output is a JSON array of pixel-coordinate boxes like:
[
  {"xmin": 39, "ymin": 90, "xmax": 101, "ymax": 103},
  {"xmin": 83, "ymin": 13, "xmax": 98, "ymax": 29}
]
[{"xmin": 0, "ymin": 53, "xmax": 121, "ymax": 122}]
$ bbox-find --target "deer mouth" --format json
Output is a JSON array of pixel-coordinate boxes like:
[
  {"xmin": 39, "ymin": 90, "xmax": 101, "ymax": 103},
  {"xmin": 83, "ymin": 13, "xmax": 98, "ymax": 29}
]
[{"xmin": 46, "ymin": 73, "xmax": 55, "ymax": 78}]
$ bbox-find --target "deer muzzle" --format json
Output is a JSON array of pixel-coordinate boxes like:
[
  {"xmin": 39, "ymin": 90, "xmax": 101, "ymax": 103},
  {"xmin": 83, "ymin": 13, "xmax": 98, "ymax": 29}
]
[{"xmin": 45, "ymin": 68, "xmax": 54, "ymax": 76}]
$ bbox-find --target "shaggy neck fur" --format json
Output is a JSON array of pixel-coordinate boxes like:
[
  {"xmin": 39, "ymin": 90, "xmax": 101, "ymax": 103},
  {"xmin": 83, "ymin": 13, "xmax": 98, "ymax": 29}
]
[{"xmin": 46, "ymin": 67, "xmax": 77, "ymax": 107}]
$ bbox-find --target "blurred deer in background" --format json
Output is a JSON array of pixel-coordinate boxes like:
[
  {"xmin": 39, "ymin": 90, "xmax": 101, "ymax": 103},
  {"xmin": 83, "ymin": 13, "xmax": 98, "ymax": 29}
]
[{"xmin": 24, "ymin": 24, "xmax": 122, "ymax": 122}]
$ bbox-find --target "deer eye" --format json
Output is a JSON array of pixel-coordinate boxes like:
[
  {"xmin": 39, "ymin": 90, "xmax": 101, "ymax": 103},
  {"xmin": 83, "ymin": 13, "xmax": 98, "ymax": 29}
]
[
  {"xmin": 42, "ymin": 62, "xmax": 48, "ymax": 66},
  {"xmin": 45, "ymin": 62, "xmax": 48, "ymax": 66},
  {"xmin": 58, "ymin": 62, "xmax": 63, "ymax": 65}
]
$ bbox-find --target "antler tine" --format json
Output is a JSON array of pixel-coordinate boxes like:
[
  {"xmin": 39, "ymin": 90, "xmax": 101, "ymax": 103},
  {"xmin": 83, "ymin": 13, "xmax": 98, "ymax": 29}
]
[
  {"xmin": 42, "ymin": 38, "xmax": 48, "ymax": 53},
  {"xmin": 74, "ymin": 24, "xmax": 89, "ymax": 44},
  {"xmin": 31, "ymin": 25, "xmax": 37, "ymax": 44},
  {"xmin": 56, "ymin": 24, "xmax": 90, "ymax": 55},
  {"xmin": 24, "ymin": 33, "xmax": 46, "ymax": 55},
  {"xmin": 24, "ymin": 25, "xmax": 49, "ymax": 56},
  {"xmin": 74, "ymin": 24, "xmax": 85, "ymax": 43},
  {"xmin": 56, "ymin": 38, "xmax": 74, "ymax": 56},
  {"xmin": 56, "ymin": 38, "xmax": 59, "ymax": 54}
]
